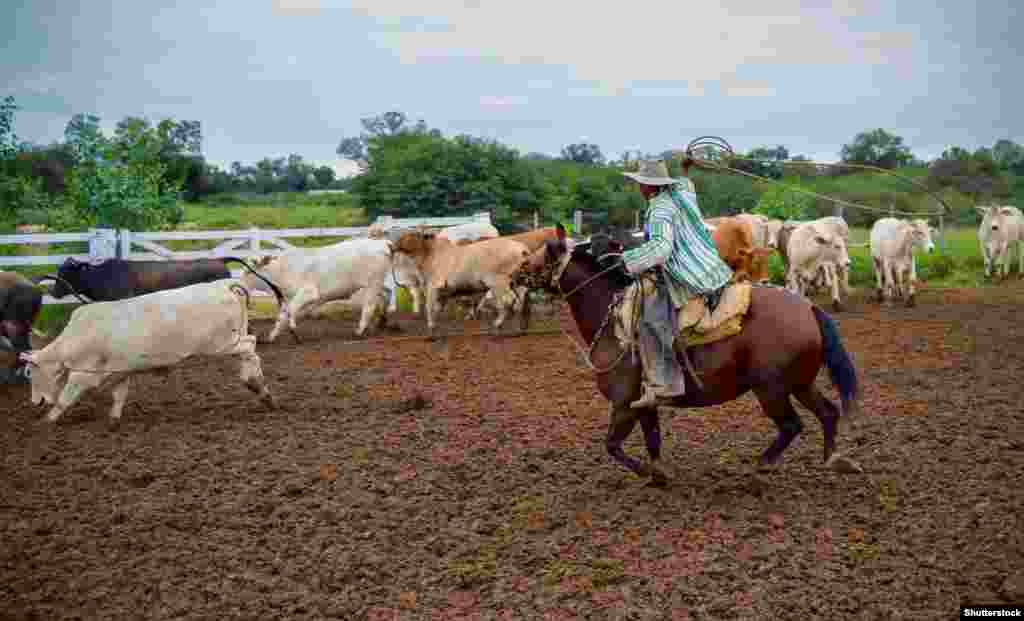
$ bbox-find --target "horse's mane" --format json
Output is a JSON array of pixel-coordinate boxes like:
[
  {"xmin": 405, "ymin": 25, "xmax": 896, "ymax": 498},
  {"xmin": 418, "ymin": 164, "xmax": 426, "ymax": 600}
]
[{"xmin": 568, "ymin": 242, "xmax": 634, "ymax": 291}]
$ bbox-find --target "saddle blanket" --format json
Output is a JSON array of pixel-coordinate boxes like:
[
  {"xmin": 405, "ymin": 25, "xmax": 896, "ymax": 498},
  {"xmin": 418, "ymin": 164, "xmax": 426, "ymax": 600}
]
[{"xmin": 614, "ymin": 280, "xmax": 753, "ymax": 348}]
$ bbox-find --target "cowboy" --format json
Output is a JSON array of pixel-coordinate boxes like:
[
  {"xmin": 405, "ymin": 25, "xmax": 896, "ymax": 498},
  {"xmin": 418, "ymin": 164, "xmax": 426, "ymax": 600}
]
[{"xmin": 606, "ymin": 158, "xmax": 733, "ymax": 408}]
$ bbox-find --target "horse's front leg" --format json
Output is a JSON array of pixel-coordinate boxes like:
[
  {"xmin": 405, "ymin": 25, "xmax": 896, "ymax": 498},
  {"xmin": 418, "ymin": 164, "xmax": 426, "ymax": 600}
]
[
  {"xmin": 638, "ymin": 408, "xmax": 669, "ymax": 487},
  {"xmin": 605, "ymin": 404, "xmax": 646, "ymax": 478}
]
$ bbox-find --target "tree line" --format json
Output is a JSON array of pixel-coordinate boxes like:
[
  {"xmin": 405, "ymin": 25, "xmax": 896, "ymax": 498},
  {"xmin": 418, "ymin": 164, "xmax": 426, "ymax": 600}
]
[{"xmin": 2, "ymin": 95, "xmax": 1022, "ymax": 233}]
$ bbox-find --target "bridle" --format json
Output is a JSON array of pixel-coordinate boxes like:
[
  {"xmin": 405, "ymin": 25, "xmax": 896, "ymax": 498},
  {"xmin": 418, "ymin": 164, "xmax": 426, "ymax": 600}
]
[{"xmin": 545, "ymin": 245, "xmax": 635, "ymax": 374}]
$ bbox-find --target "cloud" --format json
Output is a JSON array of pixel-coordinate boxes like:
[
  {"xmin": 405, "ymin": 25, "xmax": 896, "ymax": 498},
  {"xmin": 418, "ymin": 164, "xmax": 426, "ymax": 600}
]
[
  {"xmin": 272, "ymin": 0, "xmax": 323, "ymax": 15},
  {"xmin": 448, "ymin": 119, "xmax": 554, "ymax": 130},
  {"xmin": 721, "ymin": 81, "xmax": 777, "ymax": 97},
  {"xmin": 478, "ymin": 95, "xmax": 529, "ymax": 107},
  {"xmin": 351, "ymin": 1, "xmax": 919, "ymax": 91}
]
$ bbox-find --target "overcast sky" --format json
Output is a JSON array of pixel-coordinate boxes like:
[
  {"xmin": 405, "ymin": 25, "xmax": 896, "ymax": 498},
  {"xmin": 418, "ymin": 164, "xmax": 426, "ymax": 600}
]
[{"xmin": 3, "ymin": 0, "xmax": 1019, "ymax": 175}]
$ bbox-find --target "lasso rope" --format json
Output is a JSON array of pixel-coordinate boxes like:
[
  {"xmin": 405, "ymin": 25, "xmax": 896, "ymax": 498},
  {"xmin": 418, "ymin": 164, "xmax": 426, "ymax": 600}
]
[{"xmin": 677, "ymin": 135, "xmax": 949, "ymax": 219}]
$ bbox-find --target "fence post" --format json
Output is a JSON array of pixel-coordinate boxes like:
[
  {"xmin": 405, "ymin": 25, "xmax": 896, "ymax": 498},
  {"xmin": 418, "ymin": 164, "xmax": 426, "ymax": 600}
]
[
  {"xmin": 574, "ymin": 210, "xmax": 583, "ymax": 236},
  {"xmin": 89, "ymin": 228, "xmax": 117, "ymax": 262},
  {"xmin": 118, "ymin": 230, "xmax": 132, "ymax": 259},
  {"xmin": 634, "ymin": 209, "xmax": 640, "ymax": 230},
  {"xmin": 474, "ymin": 211, "xmax": 491, "ymax": 225},
  {"xmin": 249, "ymin": 226, "xmax": 261, "ymax": 255},
  {"xmin": 939, "ymin": 213, "xmax": 946, "ymax": 252},
  {"xmin": 534, "ymin": 211, "xmax": 539, "ymax": 230},
  {"xmin": 834, "ymin": 205, "xmax": 844, "ymax": 219}
]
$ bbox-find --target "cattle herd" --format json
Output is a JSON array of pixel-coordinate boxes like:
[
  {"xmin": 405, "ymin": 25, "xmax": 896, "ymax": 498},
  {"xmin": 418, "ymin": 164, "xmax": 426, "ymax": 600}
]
[{"xmin": 1, "ymin": 206, "xmax": 1022, "ymax": 423}]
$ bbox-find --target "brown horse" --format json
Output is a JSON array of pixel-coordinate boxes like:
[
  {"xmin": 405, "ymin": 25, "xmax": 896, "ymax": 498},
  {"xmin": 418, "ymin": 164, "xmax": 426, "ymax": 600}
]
[{"xmin": 512, "ymin": 224, "xmax": 861, "ymax": 487}]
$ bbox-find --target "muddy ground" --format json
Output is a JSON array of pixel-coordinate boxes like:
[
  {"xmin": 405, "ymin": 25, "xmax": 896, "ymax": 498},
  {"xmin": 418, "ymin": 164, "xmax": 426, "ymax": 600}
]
[{"xmin": 1, "ymin": 284, "xmax": 1022, "ymax": 620}]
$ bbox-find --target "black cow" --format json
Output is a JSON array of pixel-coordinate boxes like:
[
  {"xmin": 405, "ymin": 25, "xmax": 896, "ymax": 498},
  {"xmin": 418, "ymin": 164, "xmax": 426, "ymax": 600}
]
[
  {"xmin": 44, "ymin": 257, "xmax": 285, "ymax": 305},
  {"xmin": 1, "ymin": 271, "xmax": 43, "ymax": 383}
]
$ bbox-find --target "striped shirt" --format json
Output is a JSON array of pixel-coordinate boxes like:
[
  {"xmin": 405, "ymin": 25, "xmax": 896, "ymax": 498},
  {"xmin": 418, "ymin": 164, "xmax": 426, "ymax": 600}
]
[{"xmin": 622, "ymin": 180, "xmax": 733, "ymax": 301}]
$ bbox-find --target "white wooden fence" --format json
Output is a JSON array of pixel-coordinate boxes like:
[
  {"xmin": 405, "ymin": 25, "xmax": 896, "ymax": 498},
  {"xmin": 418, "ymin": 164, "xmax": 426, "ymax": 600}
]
[{"xmin": 0, "ymin": 212, "xmax": 493, "ymax": 308}]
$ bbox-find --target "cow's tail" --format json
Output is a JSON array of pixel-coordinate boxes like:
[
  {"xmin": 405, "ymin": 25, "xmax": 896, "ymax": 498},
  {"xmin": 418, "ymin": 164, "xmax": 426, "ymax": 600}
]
[
  {"xmin": 221, "ymin": 257, "xmax": 286, "ymax": 308},
  {"xmin": 811, "ymin": 304, "xmax": 860, "ymax": 419}
]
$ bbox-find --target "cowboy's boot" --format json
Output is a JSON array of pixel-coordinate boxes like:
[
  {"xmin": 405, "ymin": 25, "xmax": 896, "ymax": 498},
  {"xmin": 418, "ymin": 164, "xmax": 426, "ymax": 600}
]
[{"xmin": 630, "ymin": 320, "xmax": 686, "ymax": 409}]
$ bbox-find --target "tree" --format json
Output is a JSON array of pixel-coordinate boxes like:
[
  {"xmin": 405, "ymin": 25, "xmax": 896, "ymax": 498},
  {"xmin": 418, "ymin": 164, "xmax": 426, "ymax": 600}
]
[
  {"xmin": 928, "ymin": 147, "xmax": 1008, "ymax": 203},
  {"xmin": 0, "ymin": 95, "xmax": 19, "ymax": 162},
  {"xmin": 839, "ymin": 129, "xmax": 913, "ymax": 169},
  {"xmin": 560, "ymin": 143, "xmax": 605, "ymax": 166},
  {"xmin": 992, "ymin": 139, "xmax": 1024, "ymax": 172},
  {"xmin": 61, "ymin": 113, "xmax": 183, "ymax": 229},
  {"xmin": 313, "ymin": 165, "xmax": 336, "ymax": 188},
  {"xmin": 337, "ymin": 110, "xmax": 438, "ymax": 173}
]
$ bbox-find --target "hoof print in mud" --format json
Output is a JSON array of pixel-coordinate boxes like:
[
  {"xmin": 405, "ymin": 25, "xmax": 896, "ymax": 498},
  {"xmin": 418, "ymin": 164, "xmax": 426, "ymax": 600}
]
[{"xmin": 825, "ymin": 453, "xmax": 863, "ymax": 474}]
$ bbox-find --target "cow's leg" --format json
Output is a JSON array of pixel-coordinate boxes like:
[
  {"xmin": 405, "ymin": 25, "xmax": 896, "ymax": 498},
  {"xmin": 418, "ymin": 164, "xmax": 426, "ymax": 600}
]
[
  {"xmin": 872, "ymin": 256, "xmax": 885, "ymax": 302},
  {"xmin": 425, "ymin": 286, "xmax": 441, "ymax": 338},
  {"xmin": 518, "ymin": 287, "xmax": 532, "ymax": 333},
  {"xmin": 234, "ymin": 335, "xmax": 276, "ymax": 409},
  {"xmin": 357, "ymin": 286, "xmax": 388, "ymax": 336},
  {"xmin": 841, "ymin": 264, "xmax": 852, "ymax": 296},
  {"xmin": 268, "ymin": 285, "xmax": 319, "ymax": 344},
  {"xmin": 43, "ymin": 371, "xmax": 104, "ymax": 423},
  {"xmin": 905, "ymin": 261, "xmax": 917, "ymax": 307},
  {"xmin": 489, "ymin": 277, "xmax": 516, "ymax": 332},
  {"xmin": 107, "ymin": 376, "xmax": 132, "ymax": 424},
  {"xmin": 827, "ymin": 264, "xmax": 843, "ymax": 312}
]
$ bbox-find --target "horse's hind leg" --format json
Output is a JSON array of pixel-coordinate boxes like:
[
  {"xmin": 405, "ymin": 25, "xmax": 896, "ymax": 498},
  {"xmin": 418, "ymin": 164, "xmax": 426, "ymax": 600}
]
[
  {"xmin": 753, "ymin": 387, "xmax": 804, "ymax": 468},
  {"xmin": 638, "ymin": 408, "xmax": 669, "ymax": 487},
  {"xmin": 793, "ymin": 384, "xmax": 841, "ymax": 463},
  {"xmin": 605, "ymin": 404, "xmax": 647, "ymax": 478}
]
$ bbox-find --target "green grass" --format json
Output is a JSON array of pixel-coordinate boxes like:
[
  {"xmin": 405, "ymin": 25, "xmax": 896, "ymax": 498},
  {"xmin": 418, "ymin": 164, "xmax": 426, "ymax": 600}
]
[
  {"xmin": 182, "ymin": 201, "xmax": 367, "ymax": 231},
  {"xmin": 762, "ymin": 225, "xmax": 992, "ymax": 290}
]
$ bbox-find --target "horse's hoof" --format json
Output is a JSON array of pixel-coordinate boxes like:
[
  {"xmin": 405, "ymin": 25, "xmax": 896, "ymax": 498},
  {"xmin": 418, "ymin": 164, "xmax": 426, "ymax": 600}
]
[{"xmin": 106, "ymin": 419, "xmax": 122, "ymax": 432}]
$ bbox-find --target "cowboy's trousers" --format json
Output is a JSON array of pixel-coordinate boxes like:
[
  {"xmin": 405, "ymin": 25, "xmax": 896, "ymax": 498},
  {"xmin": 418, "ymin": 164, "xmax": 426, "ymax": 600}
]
[{"xmin": 635, "ymin": 274, "xmax": 687, "ymax": 403}]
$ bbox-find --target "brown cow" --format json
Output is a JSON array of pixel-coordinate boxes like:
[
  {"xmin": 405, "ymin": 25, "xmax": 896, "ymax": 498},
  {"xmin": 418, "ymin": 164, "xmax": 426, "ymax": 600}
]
[
  {"xmin": 710, "ymin": 217, "xmax": 774, "ymax": 283},
  {"xmin": 392, "ymin": 230, "xmax": 531, "ymax": 336}
]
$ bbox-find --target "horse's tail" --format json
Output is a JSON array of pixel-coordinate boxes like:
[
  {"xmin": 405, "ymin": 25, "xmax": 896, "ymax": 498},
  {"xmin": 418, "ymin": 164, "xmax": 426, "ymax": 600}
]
[
  {"xmin": 811, "ymin": 305, "xmax": 860, "ymax": 419},
  {"xmin": 221, "ymin": 257, "xmax": 286, "ymax": 309}
]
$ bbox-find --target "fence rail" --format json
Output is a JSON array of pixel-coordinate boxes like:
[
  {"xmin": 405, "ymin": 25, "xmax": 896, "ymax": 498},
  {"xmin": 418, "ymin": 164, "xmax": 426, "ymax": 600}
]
[{"xmin": 0, "ymin": 212, "xmax": 494, "ymax": 306}]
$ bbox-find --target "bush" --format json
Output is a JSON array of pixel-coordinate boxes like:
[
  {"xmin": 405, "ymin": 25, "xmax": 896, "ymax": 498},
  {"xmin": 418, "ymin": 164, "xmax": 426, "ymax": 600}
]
[{"xmin": 753, "ymin": 184, "xmax": 813, "ymax": 220}]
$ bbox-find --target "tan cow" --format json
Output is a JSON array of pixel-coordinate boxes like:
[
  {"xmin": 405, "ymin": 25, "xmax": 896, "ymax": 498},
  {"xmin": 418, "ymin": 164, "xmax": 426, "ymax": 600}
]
[
  {"xmin": 709, "ymin": 217, "xmax": 775, "ymax": 283},
  {"xmin": 392, "ymin": 230, "xmax": 531, "ymax": 336}
]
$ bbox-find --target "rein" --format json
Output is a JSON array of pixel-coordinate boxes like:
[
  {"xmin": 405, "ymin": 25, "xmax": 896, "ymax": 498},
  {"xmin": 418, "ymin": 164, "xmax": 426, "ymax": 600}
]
[{"xmin": 551, "ymin": 253, "xmax": 637, "ymax": 374}]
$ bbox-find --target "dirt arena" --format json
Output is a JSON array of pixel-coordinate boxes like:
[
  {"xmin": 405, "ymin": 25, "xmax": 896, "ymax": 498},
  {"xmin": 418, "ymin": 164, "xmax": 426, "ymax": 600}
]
[{"xmin": 2, "ymin": 283, "xmax": 1022, "ymax": 620}]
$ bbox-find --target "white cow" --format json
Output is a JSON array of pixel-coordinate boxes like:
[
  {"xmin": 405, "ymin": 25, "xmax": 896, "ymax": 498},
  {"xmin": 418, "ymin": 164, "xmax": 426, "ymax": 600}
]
[
  {"xmin": 976, "ymin": 205, "xmax": 1024, "ymax": 278},
  {"xmin": 735, "ymin": 213, "xmax": 785, "ymax": 249},
  {"xmin": 18, "ymin": 280, "xmax": 276, "ymax": 424},
  {"xmin": 240, "ymin": 238, "xmax": 393, "ymax": 342},
  {"xmin": 870, "ymin": 218, "xmax": 935, "ymax": 306},
  {"xmin": 784, "ymin": 220, "xmax": 852, "ymax": 311}
]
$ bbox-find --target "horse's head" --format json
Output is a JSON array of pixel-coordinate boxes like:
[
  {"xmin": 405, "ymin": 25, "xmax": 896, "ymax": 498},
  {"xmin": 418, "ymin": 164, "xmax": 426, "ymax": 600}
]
[
  {"xmin": 511, "ymin": 223, "xmax": 573, "ymax": 292},
  {"xmin": 510, "ymin": 223, "xmax": 633, "ymax": 295}
]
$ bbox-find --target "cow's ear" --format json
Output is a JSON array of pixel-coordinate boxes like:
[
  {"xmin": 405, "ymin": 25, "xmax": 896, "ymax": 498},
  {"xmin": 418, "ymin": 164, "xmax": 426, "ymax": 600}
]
[
  {"xmin": 975, "ymin": 206, "xmax": 990, "ymax": 215},
  {"xmin": 1000, "ymin": 207, "xmax": 1015, "ymax": 215},
  {"xmin": 555, "ymin": 222, "xmax": 566, "ymax": 241}
]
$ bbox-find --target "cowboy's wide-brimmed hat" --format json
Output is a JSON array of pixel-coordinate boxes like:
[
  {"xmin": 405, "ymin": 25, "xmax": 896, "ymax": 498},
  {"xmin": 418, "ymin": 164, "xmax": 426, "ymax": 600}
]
[{"xmin": 622, "ymin": 159, "xmax": 680, "ymax": 186}]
